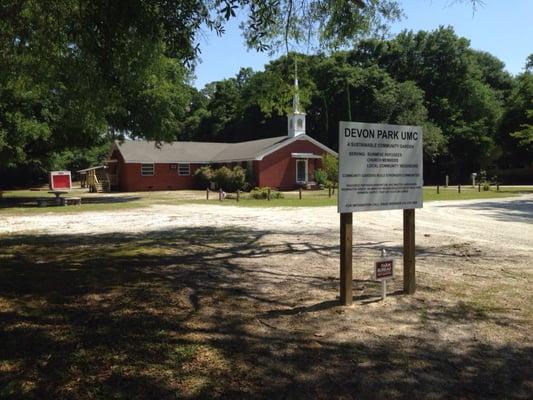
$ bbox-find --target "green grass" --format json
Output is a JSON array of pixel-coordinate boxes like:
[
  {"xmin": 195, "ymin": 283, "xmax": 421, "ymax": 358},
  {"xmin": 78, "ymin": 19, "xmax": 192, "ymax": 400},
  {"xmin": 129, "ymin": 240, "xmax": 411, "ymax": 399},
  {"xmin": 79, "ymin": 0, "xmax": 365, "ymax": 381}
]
[
  {"xmin": 206, "ymin": 186, "xmax": 533, "ymax": 208},
  {"xmin": 1, "ymin": 186, "xmax": 532, "ymax": 215}
]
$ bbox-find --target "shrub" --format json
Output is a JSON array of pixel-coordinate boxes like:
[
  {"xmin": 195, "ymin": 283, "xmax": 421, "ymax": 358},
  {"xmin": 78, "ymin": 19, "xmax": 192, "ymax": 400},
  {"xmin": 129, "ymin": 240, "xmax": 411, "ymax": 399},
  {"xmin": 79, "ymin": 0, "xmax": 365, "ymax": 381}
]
[
  {"xmin": 213, "ymin": 166, "xmax": 233, "ymax": 191},
  {"xmin": 193, "ymin": 166, "xmax": 213, "ymax": 189},
  {"xmin": 249, "ymin": 187, "xmax": 284, "ymax": 200},
  {"xmin": 195, "ymin": 165, "xmax": 249, "ymax": 192},
  {"xmin": 321, "ymin": 153, "xmax": 338, "ymax": 186},
  {"xmin": 314, "ymin": 169, "xmax": 328, "ymax": 186},
  {"xmin": 211, "ymin": 165, "xmax": 247, "ymax": 192},
  {"xmin": 231, "ymin": 166, "xmax": 246, "ymax": 192}
]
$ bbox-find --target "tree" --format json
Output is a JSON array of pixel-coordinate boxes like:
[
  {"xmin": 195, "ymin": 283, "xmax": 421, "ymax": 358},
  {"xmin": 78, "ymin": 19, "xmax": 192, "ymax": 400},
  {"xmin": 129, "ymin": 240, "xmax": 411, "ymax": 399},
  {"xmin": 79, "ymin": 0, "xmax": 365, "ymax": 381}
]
[
  {"xmin": 0, "ymin": 0, "xmax": 507, "ymax": 183},
  {"xmin": 0, "ymin": 1, "xmax": 195, "ymax": 175},
  {"xmin": 498, "ymin": 72, "xmax": 533, "ymax": 167},
  {"xmin": 525, "ymin": 54, "xmax": 533, "ymax": 72},
  {"xmin": 321, "ymin": 153, "xmax": 339, "ymax": 188}
]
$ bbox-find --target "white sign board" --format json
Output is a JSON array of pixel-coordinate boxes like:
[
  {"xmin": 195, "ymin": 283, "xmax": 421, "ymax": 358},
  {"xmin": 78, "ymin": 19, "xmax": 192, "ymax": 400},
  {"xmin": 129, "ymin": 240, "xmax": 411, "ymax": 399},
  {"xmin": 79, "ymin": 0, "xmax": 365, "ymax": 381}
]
[{"xmin": 339, "ymin": 121, "xmax": 423, "ymax": 213}]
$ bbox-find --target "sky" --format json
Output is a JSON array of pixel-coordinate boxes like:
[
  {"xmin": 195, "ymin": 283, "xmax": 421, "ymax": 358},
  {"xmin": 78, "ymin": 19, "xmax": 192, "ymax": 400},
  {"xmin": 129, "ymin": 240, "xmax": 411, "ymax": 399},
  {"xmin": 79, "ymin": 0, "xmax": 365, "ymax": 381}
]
[{"xmin": 192, "ymin": 0, "xmax": 533, "ymax": 89}]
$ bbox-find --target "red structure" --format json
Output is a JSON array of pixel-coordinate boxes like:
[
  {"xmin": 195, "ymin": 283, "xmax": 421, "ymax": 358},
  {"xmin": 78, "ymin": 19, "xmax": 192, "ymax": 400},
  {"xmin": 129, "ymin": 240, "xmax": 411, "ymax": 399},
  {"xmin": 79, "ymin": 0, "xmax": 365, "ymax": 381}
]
[
  {"xmin": 49, "ymin": 171, "xmax": 72, "ymax": 190},
  {"xmin": 107, "ymin": 135, "xmax": 336, "ymax": 192}
]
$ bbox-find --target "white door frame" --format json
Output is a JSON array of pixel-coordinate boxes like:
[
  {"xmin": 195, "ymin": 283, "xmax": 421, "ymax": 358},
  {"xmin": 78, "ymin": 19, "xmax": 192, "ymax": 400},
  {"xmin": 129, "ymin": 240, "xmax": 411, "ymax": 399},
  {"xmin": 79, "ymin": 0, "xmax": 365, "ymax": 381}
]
[{"xmin": 295, "ymin": 159, "xmax": 308, "ymax": 183}]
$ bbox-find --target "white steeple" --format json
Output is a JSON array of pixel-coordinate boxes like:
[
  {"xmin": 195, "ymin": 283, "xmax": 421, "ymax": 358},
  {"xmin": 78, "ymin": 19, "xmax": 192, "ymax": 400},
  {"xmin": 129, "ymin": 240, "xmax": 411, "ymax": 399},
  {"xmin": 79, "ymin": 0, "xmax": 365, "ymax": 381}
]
[{"xmin": 288, "ymin": 58, "xmax": 306, "ymax": 137}]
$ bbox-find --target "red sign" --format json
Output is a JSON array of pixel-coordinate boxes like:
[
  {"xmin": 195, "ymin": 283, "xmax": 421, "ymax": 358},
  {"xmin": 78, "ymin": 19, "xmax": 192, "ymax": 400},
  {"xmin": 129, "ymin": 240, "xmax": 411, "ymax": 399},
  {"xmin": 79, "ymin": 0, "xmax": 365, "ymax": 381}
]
[
  {"xmin": 49, "ymin": 171, "xmax": 72, "ymax": 190},
  {"xmin": 375, "ymin": 259, "xmax": 394, "ymax": 280}
]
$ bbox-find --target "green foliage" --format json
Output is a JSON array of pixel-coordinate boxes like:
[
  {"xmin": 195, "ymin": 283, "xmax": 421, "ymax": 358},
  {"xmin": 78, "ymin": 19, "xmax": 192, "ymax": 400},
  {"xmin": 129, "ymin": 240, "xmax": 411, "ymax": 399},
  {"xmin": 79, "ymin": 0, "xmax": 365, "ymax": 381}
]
[
  {"xmin": 231, "ymin": 166, "xmax": 247, "ymax": 191},
  {"xmin": 0, "ymin": 0, "xmax": 195, "ymax": 177},
  {"xmin": 314, "ymin": 169, "xmax": 328, "ymax": 186},
  {"xmin": 1, "ymin": 1, "xmax": 528, "ymax": 186},
  {"xmin": 48, "ymin": 144, "xmax": 111, "ymax": 172},
  {"xmin": 321, "ymin": 154, "xmax": 339, "ymax": 186},
  {"xmin": 499, "ymin": 72, "xmax": 533, "ymax": 166},
  {"xmin": 422, "ymin": 123, "xmax": 448, "ymax": 162},
  {"xmin": 213, "ymin": 166, "xmax": 234, "ymax": 192},
  {"xmin": 510, "ymin": 123, "xmax": 533, "ymax": 153},
  {"xmin": 196, "ymin": 165, "xmax": 247, "ymax": 192},
  {"xmin": 193, "ymin": 166, "xmax": 214, "ymax": 189},
  {"xmin": 249, "ymin": 187, "xmax": 284, "ymax": 199}
]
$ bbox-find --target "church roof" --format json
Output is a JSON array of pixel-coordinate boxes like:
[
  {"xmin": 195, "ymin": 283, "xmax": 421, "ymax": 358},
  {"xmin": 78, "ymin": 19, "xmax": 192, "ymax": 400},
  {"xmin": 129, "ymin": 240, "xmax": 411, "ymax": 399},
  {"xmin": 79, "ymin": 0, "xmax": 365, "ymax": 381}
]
[{"xmin": 112, "ymin": 135, "xmax": 336, "ymax": 164}]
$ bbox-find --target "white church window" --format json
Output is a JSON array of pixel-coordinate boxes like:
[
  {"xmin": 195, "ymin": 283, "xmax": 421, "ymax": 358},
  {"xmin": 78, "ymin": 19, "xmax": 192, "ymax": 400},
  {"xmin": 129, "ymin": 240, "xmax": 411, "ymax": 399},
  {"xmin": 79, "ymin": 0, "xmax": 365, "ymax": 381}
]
[
  {"xmin": 297, "ymin": 118, "xmax": 303, "ymax": 128},
  {"xmin": 178, "ymin": 163, "xmax": 190, "ymax": 176}
]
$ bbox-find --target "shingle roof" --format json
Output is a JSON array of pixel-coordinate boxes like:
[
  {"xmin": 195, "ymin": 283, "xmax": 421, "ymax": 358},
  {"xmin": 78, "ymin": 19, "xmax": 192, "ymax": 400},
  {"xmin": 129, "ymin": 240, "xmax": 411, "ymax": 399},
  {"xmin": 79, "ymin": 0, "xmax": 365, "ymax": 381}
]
[{"xmin": 114, "ymin": 136, "xmax": 291, "ymax": 163}]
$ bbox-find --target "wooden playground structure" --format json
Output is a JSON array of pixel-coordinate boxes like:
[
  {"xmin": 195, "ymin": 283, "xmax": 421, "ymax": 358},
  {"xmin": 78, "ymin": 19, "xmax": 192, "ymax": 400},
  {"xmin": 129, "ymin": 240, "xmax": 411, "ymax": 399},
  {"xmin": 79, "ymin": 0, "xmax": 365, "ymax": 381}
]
[{"xmin": 78, "ymin": 165, "xmax": 116, "ymax": 193}]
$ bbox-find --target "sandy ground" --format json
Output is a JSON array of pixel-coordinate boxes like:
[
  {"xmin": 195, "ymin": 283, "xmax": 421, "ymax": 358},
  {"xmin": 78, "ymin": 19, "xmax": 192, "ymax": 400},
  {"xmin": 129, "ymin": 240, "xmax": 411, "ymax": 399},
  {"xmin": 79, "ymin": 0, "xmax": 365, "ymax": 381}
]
[
  {"xmin": 1, "ymin": 195, "xmax": 532, "ymax": 398},
  {"xmin": 2, "ymin": 194, "xmax": 532, "ymax": 254}
]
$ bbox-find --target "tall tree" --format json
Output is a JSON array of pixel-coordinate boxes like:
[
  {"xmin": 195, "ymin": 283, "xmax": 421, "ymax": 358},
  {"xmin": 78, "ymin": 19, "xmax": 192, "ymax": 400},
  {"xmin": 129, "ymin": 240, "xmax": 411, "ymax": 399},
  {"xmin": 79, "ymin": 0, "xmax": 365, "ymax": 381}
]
[{"xmin": 499, "ymin": 71, "xmax": 533, "ymax": 167}]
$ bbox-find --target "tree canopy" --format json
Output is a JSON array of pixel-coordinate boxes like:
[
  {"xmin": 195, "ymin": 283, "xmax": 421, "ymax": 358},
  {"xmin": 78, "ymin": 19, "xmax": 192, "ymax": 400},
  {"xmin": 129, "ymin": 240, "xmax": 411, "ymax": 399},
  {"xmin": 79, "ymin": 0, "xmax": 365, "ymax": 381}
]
[
  {"xmin": 0, "ymin": 0, "xmax": 405, "ymax": 178},
  {"xmin": 0, "ymin": 1, "xmax": 530, "ymax": 185},
  {"xmin": 173, "ymin": 28, "xmax": 531, "ymax": 182}
]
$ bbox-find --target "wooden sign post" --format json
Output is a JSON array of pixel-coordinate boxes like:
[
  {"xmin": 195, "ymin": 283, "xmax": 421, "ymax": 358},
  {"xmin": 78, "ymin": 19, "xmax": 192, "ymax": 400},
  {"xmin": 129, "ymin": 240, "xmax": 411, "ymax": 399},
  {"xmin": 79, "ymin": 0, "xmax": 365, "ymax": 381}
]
[
  {"xmin": 338, "ymin": 121, "xmax": 423, "ymax": 303},
  {"xmin": 340, "ymin": 213, "xmax": 353, "ymax": 305},
  {"xmin": 403, "ymin": 209, "xmax": 416, "ymax": 294}
]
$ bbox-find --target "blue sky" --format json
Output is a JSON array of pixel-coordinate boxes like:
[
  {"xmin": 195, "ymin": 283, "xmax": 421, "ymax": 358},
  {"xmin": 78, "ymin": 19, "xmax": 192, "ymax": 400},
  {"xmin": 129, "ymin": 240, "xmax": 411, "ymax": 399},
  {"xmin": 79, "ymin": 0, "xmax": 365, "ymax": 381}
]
[{"xmin": 193, "ymin": 0, "xmax": 533, "ymax": 89}]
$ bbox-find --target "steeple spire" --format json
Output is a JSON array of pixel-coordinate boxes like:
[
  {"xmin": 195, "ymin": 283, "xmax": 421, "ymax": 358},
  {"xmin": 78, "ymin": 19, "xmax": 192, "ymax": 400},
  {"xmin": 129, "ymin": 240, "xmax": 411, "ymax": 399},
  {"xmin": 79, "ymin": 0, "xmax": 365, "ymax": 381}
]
[
  {"xmin": 293, "ymin": 58, "xmax": 300, "ymax": 113},
  {"xmin": 287, "ymin": 55, "xmax": 306, "ymax": 137}
]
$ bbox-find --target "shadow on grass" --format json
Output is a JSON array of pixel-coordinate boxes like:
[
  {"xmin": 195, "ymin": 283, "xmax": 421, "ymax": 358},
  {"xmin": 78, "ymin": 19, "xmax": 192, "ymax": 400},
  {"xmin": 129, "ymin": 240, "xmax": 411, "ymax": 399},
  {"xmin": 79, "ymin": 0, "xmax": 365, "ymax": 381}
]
[
  {"xmin": 0, "ymin": 227, "xmax": 531, "ymax": 399},
  {"xmin": 0, "ymin": 196, "xmax": 142, "ymax": 209}
]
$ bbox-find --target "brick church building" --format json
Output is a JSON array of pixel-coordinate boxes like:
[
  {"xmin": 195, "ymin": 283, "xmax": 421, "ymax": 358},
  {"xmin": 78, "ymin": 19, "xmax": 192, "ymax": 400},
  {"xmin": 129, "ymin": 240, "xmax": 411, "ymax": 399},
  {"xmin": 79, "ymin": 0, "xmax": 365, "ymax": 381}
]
[{"xmin": 105, "ymin": 74, "xmax": 336, "ymax": 192}]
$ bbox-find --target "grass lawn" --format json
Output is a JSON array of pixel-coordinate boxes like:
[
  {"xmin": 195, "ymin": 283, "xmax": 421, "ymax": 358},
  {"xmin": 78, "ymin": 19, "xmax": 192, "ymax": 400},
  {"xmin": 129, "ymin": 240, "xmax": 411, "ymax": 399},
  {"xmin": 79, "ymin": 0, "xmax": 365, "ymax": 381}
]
[{"xmin": 1, "ymin": 186, "xmax": 532, "ymax": 214}]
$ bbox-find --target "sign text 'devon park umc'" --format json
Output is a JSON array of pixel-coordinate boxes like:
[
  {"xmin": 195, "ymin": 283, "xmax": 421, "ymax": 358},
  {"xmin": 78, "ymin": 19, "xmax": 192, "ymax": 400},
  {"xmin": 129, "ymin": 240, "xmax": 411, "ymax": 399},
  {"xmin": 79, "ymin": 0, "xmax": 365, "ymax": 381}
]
[{"xmin": 338, "ymin": 122, "xmax": 423, "ymax": 213}]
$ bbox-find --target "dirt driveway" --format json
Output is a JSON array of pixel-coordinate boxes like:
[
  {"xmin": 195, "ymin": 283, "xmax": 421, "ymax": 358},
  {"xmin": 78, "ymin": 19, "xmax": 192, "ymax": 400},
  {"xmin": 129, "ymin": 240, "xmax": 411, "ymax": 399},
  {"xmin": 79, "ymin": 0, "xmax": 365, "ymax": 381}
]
[{"xmin": 0, "ymin": 195, "xmax": 532, "ymax": 399}]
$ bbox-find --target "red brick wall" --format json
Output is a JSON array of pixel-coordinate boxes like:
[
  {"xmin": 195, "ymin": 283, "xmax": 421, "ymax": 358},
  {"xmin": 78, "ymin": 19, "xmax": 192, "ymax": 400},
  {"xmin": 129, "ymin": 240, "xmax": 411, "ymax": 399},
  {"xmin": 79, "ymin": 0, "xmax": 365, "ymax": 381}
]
[
  {"xmin": 257, "ymin": 139, "xmax": 328, "ymax": 190},
  {"xmin": 117, "ymin": 160, "xmax": 204, "ymax": 191}
]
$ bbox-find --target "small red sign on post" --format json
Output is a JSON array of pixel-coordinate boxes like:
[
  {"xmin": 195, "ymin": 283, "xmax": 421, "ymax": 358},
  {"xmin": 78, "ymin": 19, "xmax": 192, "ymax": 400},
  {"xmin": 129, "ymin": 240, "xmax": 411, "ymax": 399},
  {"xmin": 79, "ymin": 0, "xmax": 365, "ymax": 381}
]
[
  {"xmin": 49, "ymin": 171, "xmax": 72, "ymax": 191},
  {"xmin": 375, "ymin": 259, "xmax": 394, "ymax": 281}
]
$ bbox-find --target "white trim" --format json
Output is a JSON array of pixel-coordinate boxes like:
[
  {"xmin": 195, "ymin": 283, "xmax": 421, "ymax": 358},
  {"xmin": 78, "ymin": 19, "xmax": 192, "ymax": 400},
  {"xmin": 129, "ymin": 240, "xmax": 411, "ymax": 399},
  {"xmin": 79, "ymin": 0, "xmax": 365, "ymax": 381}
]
[
  {"xmin": 291, "ymin": 152, "xmax": 322, "ymax": 159},
  {"xmin": 295, "ymin": 159, "xmax": 308, "ymax": 183},
  {"xmin": 255, "ymin": 135, "xmax": 337, "ymax": 161},
  {"xmin": 141, "ymin": 163, "xmax": 155, "ymax": 176},
  {"xmin": 177, "ymin": 163, "xmax": 190, "ymax": 176}
]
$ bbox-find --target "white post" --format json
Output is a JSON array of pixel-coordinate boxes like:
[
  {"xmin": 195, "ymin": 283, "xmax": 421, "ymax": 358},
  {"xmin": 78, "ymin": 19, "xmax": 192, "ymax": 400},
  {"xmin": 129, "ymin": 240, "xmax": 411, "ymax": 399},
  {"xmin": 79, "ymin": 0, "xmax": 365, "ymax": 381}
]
[
  {"xmin": 445, "ymin": 175, "xmax": 449, "ymax": 188},
  {"xmin": 380, "ymin": 248, "xmax": 387, "ymax": 300}
]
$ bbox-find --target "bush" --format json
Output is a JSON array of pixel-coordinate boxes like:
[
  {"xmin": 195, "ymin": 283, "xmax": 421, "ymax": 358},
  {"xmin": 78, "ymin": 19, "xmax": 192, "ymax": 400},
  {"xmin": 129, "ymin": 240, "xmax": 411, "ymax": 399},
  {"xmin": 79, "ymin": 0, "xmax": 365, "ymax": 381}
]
[
  {"xmin": 249, "ymin": 187, "xmax": 284, "ymax": 200},
  {"xmin": 213, "ymin": 166, "xmax": 233, "ymax": 191},
  {"xmin": 211, "ymin": 165, "xmax": 247, "ymax": 192},
  {"xmin": 193, "ymin": 166, "xmax": 213, "ymax": 189},
  {"xmin": 231, "ymin": 166, "xmax": 246, "ymax": 192},
  {"xmin": 321, "ymin": 153, "xmax": 338, "ymax": 186},
  {"xmin": 314, "ymin": 169, "xmax": 328, "ymax": 186},
  {"xmin": 195, "ymin": 165, "xmax": 249, "ymax": 192}
]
